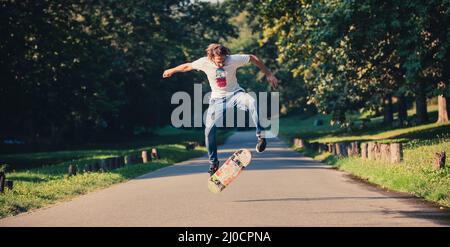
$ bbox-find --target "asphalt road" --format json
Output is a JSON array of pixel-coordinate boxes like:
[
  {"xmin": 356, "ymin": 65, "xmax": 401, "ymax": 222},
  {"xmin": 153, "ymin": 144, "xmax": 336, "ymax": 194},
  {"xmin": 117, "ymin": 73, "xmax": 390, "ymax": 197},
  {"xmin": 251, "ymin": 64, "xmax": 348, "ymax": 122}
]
[{"xmin": 1, "ymin": 131, "xmax": 449, "ymax": 226}]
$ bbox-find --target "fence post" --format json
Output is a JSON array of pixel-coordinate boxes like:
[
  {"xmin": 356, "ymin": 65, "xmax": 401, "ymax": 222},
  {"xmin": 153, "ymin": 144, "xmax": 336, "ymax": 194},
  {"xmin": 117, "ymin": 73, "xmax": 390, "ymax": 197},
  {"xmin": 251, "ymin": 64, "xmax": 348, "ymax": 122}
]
[
  {"xmin": 361, "ymin": 143, "xmax": 368, "ymax": 160},
  {"xmin": 0, "ymin": 172, "xmax": 5, "ymax": 193},
  {"xmin": 433, "ymin": 151, "xmax": 446, "ymax": 170},
  {"xmin": 389, "ymin": 143, "xmax": 403, "ymax": 163},
  {"xmin": 142, "ymin": 151, "xmax": 149, "ymax": 163}
]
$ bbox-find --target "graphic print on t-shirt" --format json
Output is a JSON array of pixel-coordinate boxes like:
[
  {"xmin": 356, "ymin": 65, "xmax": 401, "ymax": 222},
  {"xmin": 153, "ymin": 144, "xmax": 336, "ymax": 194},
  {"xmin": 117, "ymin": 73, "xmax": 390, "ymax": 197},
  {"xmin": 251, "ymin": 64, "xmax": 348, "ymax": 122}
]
[{"xmin": 215, "ymin": 67, "xmax": 227, "ymax": 88}]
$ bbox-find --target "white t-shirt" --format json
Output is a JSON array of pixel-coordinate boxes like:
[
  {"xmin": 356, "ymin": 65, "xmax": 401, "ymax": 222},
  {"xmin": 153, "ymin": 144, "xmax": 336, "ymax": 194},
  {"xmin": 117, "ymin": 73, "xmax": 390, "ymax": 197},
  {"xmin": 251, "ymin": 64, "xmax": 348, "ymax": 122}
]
[{"xmin": 191, "ymin": 54, "xmax": 250, "ymax": 99}]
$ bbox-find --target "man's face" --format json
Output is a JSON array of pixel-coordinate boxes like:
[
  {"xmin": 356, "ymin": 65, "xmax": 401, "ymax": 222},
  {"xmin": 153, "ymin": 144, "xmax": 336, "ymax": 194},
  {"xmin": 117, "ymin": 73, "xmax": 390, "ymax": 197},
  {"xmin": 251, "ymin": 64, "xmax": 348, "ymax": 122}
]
[{"xmin": 213, "ymin": 55, "xmax": 226, "ymax": 67}]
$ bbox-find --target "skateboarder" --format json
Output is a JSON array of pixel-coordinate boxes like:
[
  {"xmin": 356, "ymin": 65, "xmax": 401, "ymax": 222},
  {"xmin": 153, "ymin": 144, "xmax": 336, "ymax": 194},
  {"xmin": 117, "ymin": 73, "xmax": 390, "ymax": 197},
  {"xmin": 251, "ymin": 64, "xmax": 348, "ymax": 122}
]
[{"xmin": 163, "ymin": 43, "xmax": 278, "ymax": 175}]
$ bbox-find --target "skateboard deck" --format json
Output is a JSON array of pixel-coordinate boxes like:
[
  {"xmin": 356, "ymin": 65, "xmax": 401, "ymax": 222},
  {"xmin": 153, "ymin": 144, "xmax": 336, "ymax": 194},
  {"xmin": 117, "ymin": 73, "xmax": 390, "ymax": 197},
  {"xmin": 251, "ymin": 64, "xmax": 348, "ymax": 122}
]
[{"xmin": 208, "ymin": 149, "xmax": 252, "ymax": 193}]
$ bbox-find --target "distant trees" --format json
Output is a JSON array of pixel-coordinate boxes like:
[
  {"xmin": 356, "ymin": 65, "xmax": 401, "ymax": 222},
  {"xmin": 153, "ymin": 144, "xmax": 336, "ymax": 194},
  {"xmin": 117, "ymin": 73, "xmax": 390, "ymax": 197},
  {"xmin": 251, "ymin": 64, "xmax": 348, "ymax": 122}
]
[
  {"xmin": 0, "ymin": 0, "xmax": 236, "ymax": 145},
  {"xmin": 231, "ymin": 0, "xmax": 450, "ymax": 126}
]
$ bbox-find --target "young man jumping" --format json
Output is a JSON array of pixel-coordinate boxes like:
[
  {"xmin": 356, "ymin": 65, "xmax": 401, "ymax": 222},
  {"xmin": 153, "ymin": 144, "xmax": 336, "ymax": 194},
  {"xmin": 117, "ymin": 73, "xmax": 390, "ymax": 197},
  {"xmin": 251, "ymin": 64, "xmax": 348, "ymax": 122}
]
[{"xmin": 163, "ymin": 44, "xmax": 278, "ymax": 175}]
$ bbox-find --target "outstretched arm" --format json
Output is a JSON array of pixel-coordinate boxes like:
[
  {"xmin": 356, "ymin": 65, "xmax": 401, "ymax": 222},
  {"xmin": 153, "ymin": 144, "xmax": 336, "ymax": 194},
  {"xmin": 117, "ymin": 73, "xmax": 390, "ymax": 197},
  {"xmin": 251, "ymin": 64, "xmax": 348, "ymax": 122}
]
[
  {"xmin": 249, "ymin": 54, "xmax": 279, "ymax": 89},
  {"xmin": 162, "ymin": 63, "xmax": 193, "ymax": 78}
]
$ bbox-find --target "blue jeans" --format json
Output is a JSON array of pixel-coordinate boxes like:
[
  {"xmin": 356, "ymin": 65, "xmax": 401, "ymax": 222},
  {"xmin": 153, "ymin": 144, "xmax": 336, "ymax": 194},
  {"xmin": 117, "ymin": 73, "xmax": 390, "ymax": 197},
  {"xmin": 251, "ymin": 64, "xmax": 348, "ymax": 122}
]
[{"xmin": 205, "ymin": 91, "xmax": 263, "ymax": 164}]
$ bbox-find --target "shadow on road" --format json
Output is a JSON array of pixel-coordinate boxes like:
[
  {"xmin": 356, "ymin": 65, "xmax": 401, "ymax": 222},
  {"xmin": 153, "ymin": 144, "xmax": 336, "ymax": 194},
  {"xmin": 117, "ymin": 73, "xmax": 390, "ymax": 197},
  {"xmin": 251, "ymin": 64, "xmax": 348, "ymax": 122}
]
[
  {"xmin": 233, "ymin": 196, "xmax": 450, "ymax": 226},
  {"xmin": 133, "ymin": 131, "xmax": 450, "ymax": 226}
]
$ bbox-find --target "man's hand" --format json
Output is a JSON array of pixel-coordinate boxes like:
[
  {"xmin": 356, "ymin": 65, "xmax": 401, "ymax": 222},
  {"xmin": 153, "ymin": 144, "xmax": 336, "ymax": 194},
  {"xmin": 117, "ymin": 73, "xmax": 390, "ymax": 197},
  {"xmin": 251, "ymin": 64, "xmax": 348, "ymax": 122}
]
[
  {"xmin": 266, "ymin": 73, "xmax": 279, "ymax": 89},
  {"xmin": 249, "ymin": 55, "xmax": 279, "ymax": 89},
  {"xmin": 162, "ymin": 69, "xmax": 174, "ymax": 78}
]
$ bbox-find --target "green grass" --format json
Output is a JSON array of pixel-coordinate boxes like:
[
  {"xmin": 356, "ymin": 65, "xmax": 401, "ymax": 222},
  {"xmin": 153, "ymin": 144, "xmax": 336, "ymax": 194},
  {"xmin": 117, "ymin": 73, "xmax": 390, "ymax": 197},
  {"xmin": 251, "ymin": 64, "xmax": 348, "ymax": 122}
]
[
  {"xmin": 0, "ymin": 127, "xmax": 233, "ymax": 218},
  {"xmin": 311, "ymin": 122, "xmax": 450, "ymax": 144},
  {"xmin": 280, "ymin": 105, "xmax": 449, "ymax": 145},
  {"xmin": 0, "ymin": 127, "xmax": 229, "ymax": 171},
  {"xmin": 332, "ymin": 138, "xmax": 450, "ymax": 207},
  {"xmin": 280, "ymin": 105, "xmax": 450, "ymax": 208}
]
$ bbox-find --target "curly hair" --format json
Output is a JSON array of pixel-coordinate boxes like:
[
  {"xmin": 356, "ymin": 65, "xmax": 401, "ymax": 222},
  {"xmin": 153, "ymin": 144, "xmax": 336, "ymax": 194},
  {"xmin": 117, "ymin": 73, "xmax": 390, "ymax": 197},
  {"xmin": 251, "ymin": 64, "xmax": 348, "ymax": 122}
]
[{"xmin": 205, "ymin": 43, "xmax": 231, "ymax": 61}]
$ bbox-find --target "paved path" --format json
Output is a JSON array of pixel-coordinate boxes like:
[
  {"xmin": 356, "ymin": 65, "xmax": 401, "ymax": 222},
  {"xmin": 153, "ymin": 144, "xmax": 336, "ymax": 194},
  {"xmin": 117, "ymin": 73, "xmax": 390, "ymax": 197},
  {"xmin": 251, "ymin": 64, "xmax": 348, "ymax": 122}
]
[{"xmin": 1, "ymin": 131, "xmax": 449, "ymax": 226}]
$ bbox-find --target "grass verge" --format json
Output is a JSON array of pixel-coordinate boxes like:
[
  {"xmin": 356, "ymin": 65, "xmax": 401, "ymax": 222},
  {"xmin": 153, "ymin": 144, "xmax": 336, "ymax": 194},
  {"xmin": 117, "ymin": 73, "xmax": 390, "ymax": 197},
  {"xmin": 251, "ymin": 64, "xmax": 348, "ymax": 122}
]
[
  {"xmin": 0, "ymin": 128, "xmax": 233, "ymax": 218},
  {"xmin": 280, "ymin": 108, "xmax": 450, "ymax": 209}
]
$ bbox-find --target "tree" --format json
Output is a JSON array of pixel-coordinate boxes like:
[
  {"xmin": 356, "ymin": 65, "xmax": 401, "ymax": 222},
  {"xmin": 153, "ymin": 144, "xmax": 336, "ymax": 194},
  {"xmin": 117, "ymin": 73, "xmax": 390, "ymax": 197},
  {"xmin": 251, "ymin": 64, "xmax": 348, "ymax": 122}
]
[
  {"xmin": 0, "ymin": 0, "xmax": 237, "ymax": 145},
  {"xmin": 233, "ymin": 0, "xmax": 450, "ymax": 126}
]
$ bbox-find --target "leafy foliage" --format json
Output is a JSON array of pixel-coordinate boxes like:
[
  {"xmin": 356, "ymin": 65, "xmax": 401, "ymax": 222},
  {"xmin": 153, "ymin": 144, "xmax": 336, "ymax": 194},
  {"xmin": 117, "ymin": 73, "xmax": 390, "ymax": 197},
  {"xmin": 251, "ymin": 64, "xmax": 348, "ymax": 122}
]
[
  {"xmin": 230, "ymin": 0, "xmax": 450, "ymax": 125},
  {"xmin": 0, "ymin": 0, "xmax": 237, "ymax": 145}
]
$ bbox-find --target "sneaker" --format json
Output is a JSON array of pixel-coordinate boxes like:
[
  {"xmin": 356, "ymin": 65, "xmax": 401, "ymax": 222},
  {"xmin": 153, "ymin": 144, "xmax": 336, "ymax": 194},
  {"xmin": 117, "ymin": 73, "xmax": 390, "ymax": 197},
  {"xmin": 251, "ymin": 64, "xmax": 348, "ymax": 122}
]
[
  {"xmin": 208, "ymin": 161, "xmax": 219, "ymax": 176},
  {"xmin": 256, "ymin": 137, "xmax": 267, "ymax": 153}
]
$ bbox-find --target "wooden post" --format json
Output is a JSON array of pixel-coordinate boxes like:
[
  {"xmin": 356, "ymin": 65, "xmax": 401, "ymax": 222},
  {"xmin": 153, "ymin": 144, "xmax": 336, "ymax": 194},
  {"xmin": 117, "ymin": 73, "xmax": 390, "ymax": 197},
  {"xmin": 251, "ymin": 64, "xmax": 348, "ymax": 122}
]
[
  {"xmin": 339, "ymin": 143, "xmax": 348, "ymax": 157},
  {"xmin": 374, "ymin": 143, "xmax": 381, "ymax": 160},
  {"xmin": 108, "ymin": 158, "xmax": 116, "ymax": 169},
  {"xmin": 380, "ymin": 144, "xmax": 390, "ymax": 162},
  {"xmin": 151, "ymin": 148, "xmax": 160, "ymax": 159},
  {"xmin": 361, "ymin": 143, "xmax": 368, "ymax": 160},
  {"xmin": 346, "ymin": 143, "xmax": 352, "ymax": 157},
  {"xmin": 332, "ymin": 143, "xmax": 338, "ymax": 155},
  {"xmin": 434, "ymin": 151, "xmax": 446, "ymax": 170},
  {"xmin": 100, "ymin": 159, "xmax": 108, "ymax": 171},
  {"xmin": 134, "ymin": 154, "xmax": 142, "ymax": 163},
  {"xmin": 294, "ymin": 138, "xmax": 306, "ymax": 148},
  {"xmin": 107, "ymin": 157, "xmax": 116, "ymax": 169},
  {"xmin": 318, "ymin": 143, "xmax": 327, "ymax": 153},
  {"xmin": 83, "ymin": 164, "xmax": 90, "ymax": 173},
  {"xmin": 0, "ymin": 171, "xmax": 5, "ymax": 193},
  {"xmin": 334, "ymin": 143, "xmax": 347, "ymax": 157},
  {"xmin": 351, "ymin": 142, "xmax": 361, "ymax": 157},
  {"xmin": 117, "ymin": 157, "xmax": 124, "ymax": 167},
  {"xmin": 142, "ymin": 151, "xmax": 149, "ymax": 163},
  {"xmin": 124, "ymin": 155, "xmax": 132, "ymax": 165},
  {"xmin": 186, "ymin": 142, "xmax": 200, "ymax": 150},
  {"xmin": 185, "ymin": 143, "xmax": 194, "ymax": 150},
  {"xmin": 334, "ymin": 143, "xmax": 341, "ymax": 156},
  {"xmin": 390, "ymin": 143, "xmax": 403, "ymax": 163},
  {"xmin": 113, "ymin": 157, "xmax": 118, "ymax": 168},
  {"xmin": 104, "ymin": 160, "xmax": 110, "ymax": 170},
  {"xmin": 328, "ymin": 143, "xmax": 334, "ymax": 154},
  {"xmin": 68, "ymin": 165, "xmax": 77, "ymax": 176},
  {"xmin": 5, "ymin": 181, "xmax": 13, "ymax": 190},
  {"xmin": 368, "ymin": 142, "xmax": 375, "ymax": 160}
]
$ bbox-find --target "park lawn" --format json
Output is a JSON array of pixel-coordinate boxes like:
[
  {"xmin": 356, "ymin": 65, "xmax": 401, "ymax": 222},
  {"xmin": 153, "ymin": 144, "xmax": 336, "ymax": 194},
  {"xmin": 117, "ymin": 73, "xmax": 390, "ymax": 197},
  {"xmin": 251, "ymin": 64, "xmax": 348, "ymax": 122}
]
[
  {"xmin": 0, "ymin": 128, "xmax": 233, "ymax": 218},
  {"xmin": 0, "ymin": 127, "xmax": 226, "ymax": 171},
  {"xmin": 279, "ymin": 108, "xmax": 450, "ymax": 208}
]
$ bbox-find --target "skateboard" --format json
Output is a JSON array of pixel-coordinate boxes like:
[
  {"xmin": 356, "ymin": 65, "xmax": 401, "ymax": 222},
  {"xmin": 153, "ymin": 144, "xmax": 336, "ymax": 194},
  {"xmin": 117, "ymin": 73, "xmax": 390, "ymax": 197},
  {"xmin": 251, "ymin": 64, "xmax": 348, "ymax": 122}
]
[{"xmin": 208, "ymin": 149, "xmax": 252, "ymax": 193}]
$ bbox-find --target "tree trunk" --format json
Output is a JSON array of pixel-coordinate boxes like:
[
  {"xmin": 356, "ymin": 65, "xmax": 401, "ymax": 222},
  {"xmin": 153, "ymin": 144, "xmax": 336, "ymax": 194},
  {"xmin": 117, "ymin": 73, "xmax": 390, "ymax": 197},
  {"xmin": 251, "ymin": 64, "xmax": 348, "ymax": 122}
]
[
  {"xmin": 383, "ymin": 95, "xmax": 393, "ymax": 125},
  {"xmin": 437, "ymin": 95, "xmax": 449, "ymax": 123},
  {"xmin": 50, "ymin": 124, "xmax": 63, "ymax": 146},
  {"xmin": 415, "ymin": 82, "xmax": 428, "ymax": 124},
  {"xmin": 397, "ymin": 94, "xmax": 408, "ymax": 124}
]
